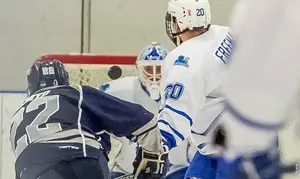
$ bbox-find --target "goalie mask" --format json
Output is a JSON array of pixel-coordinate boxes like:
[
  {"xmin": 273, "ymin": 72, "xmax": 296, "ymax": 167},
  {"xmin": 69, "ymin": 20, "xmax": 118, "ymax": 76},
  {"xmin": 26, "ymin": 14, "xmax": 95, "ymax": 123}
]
[
  {"xmin": 136, "ymin": 42, "xmax": 169, "ymax": 101},
  {"xmin": 165, "ymin": 0, "xmax": 212, "ymax": 46}
]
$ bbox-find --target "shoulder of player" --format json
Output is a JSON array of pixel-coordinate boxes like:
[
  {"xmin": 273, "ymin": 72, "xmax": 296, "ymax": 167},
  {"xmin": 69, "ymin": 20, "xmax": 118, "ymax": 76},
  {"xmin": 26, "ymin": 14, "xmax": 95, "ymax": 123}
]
[
  {"xmin": 210, "ymin": 25, "xmax": 233, "ymax": 65},
  {"xmin": 165, "ymin": 42, "xmax": 195, "ymax": 62},
  {"xmin": 210, "ymin": 24, "xmax": 229, "ymax": 31},
  {"xmin": 100, "ymin": 76, "xmax": 139, "ymax": 93},
  {"xmin": 167, "ymin": 43, "xmax": 208, "ymax": 70},
  {"xmin": 189, "ymin": 25, "xmax": 232, "ymax": 65}
]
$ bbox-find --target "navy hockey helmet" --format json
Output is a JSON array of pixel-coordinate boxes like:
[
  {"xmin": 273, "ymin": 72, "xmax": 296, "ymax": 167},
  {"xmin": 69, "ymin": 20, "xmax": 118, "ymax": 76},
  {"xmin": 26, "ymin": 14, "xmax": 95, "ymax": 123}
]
[{"xmin": 27, "ymin": 59, "xmax": 69, "ymax": 96}]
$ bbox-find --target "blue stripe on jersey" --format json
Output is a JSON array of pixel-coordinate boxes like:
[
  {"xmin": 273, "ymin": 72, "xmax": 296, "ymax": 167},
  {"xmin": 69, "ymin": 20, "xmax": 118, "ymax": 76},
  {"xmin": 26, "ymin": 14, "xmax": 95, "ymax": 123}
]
[
  {"xmin": 225, "ymin": 101, "xmax": 283, "ymax": 130},
  {"xmin": 197, "ymin": 143, "xmax": 207, "ymax": 149},
  {"xmin": 158, "ymin": 108, "xmax": 163, "ymax": 113},
  {"xmin": 165, "ymin": 105, "xmax": 193, "ymax": 125},
  {"xmin": 160, "ymin": 130, "xmax": 177, "ymax": 149},
  {"xmin": 158, "ymin": 119, "xmax": 185, "ymax": 141}
]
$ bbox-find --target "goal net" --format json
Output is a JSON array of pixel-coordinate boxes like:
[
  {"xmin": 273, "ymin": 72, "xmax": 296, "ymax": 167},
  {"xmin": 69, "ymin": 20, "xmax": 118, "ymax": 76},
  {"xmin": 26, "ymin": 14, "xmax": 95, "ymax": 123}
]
[{"xmin": 39, "ymin": 54, "xmax": 138, "ymax": 87}]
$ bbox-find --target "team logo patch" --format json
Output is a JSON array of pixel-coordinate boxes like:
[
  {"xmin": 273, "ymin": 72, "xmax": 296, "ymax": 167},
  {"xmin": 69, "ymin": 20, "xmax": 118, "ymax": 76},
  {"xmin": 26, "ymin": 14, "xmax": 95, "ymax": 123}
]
[
  {"xmin": 174, "ymin": 55, "xmax": 189, "ymax": 67},
  {"xmin": 99, "ymin": 83, "xmax": 110, "ymax": 91},
  {"xmin": 188, "ymin": 9, "xmax": 192, "ymax": 16}
]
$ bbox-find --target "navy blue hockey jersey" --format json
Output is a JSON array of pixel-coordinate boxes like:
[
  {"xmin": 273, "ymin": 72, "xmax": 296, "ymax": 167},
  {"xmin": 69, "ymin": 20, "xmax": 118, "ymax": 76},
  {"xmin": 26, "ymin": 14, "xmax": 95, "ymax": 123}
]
[{"xmin": 10, "ymin": 85, "xmax": 155, "ymax": 175}]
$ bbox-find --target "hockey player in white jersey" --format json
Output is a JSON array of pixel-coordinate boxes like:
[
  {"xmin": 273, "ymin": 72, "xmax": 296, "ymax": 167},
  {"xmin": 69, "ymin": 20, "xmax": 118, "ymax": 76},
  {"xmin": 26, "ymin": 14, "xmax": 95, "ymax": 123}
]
[
  {"xmin": 145, "ymin": 0, "xmax": 234, "ymax": 178},
  {"xmin": 100, "ymin": 42, "xmax": 197, "ymax": 179},
  {"xmin": 209, "ymin": 0, "xmax": 300, "ymax": 178}
]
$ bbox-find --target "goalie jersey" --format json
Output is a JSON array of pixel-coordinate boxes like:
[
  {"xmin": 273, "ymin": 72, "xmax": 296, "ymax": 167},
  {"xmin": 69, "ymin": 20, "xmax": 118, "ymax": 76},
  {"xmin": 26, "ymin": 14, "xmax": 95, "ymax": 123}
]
[
  {"xmin": 158, "ymin": 25, "xmax": 233, "ymax": 153},
  {"xmin": 10, "ymin": 85, "xmax": 155, "ymax": 176},
  {"xmin": 101, "ymin": 76, "xmax": 160, "ymax": 173},
  {"xmin": 100, "ymin": 76, "xmax": 197, "ymax": 175},
  {"xmin": 100, "ymin": 76, "xmax": 159, "ymax": 113}
]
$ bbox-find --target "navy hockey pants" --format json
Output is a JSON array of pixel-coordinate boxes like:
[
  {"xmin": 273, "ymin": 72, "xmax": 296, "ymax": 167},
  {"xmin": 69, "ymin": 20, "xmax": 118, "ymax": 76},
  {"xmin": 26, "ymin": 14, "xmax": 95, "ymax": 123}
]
[{"xmin": 17, "ymin": 153, "xmax": 110, "ymax": 179}]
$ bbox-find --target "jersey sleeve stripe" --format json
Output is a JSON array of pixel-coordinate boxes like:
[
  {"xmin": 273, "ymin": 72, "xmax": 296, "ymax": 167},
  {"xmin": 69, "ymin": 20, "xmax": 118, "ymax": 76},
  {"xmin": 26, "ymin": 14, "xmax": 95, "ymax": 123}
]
[
  {"xmin": 133, "ymin": 123, "xmax": 158, "ymax": 141},
  {"xmin": 160, "ymin": 130, "xmax": 177, "ymax": 149},
  {"xmin": 77, "ymin": 85, "xmax": 87, "ymax": 157},
  {"xmin": 164, "ymin": 105, "xmax": 193, "ymax": 125},
  {"xmin": 197, "ymin": 143, "xmax": 207, "ymax": 150},
  {"xmin": 158, "ymin": 108, "xmax": 164, "ymax": 113},
  {"xmin": 158, "ymin": 119, "xmax": 185, "ymax": 141},
  {"xmin": 191, "ymin": 110, "xmax": 224, "ymax": 136},
  {"xmin": 225, "ymin": 101, "xmax": 283, "ymax": 130}
]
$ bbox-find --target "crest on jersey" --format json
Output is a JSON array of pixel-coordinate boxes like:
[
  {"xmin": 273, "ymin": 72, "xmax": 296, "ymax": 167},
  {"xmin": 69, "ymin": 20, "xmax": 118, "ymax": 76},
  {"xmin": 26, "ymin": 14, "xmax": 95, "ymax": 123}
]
[{"xmin": 174, "ymin": 55, "xmax": 189, "ymax": 67}]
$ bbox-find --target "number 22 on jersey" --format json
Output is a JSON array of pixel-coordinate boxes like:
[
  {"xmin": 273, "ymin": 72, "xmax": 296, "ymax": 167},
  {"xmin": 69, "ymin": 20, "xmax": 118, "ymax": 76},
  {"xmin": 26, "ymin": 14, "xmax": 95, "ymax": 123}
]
[{"xmin": 10, "ymin": 92, "xmax": 62, "ymax": 157}]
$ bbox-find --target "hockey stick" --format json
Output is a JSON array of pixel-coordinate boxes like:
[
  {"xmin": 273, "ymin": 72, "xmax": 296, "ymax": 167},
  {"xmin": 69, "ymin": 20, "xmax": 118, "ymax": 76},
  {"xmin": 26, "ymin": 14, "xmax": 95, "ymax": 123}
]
[
  {"xmin": 114, "ymin": 174, "xmax": 134, "ymax": 179},
  {"xmin": 244, "ymin": 160, "xmax": 299, "ymax": 179},
  {"xmin": 274, "ymin": 163, "xmax": 298, "ymax": 175},
  {"xmin": 113, "ymin": 163, "xmax": 298, "ymax": 179}
]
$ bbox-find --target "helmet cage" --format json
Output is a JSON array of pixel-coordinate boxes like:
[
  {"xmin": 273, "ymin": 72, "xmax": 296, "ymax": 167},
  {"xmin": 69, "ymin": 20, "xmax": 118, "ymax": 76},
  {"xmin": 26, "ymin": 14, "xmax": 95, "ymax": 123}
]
[{"xmin": 136, "ymin": 60, "xmax": 162, "ymax": 87}]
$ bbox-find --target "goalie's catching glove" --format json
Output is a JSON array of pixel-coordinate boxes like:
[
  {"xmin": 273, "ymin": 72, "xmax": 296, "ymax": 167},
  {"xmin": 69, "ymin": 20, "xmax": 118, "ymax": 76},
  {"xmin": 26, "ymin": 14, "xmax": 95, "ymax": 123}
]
[{"xmin": 132, "ymin": 146, "xmax": 169, "ymax": 179}]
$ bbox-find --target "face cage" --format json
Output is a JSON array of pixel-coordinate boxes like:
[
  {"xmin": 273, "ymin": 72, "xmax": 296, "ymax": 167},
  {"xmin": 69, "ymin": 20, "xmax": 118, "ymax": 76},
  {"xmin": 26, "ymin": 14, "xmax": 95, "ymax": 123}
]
[
  {"xmin": 165, "ymin": 12, "xmax": 189, "ymax": 46},
  {"xmin": 141, "ymin": 65, "xmax": 162, "ymax": 86},
  {"xmin": 165, "ymin": 12, "xmax": 177, "ymax": 46}
]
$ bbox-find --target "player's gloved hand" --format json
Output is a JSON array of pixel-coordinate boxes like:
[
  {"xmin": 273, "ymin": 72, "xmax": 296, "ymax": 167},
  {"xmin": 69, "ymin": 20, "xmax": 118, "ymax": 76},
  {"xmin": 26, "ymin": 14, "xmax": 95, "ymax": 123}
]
[
  {"xmin": 213, "ymin": 126, "xmax": 298, "ymax": 179},
  {"xmin": 132, "ymin": 145, "xmax": 169, "ymax": 179}
]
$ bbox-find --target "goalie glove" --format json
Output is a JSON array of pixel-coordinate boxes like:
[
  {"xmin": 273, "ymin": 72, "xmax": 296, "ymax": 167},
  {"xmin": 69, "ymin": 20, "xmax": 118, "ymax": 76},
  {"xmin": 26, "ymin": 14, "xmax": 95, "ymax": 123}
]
[{"xmin": 132, "ymin": 146, "xmax": 169, "ymax": 179}]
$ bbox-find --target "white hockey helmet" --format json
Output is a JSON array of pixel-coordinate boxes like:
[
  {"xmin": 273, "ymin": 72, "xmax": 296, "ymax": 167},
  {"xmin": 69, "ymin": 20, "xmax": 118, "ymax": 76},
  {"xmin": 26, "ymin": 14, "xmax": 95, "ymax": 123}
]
[
  {"xmin": 165, "ymin": 0, "xmax": 212, "ymax": 45},
  {"xmin": 136, "ymin": 42, "xmax": 169, "ymax": 101}
]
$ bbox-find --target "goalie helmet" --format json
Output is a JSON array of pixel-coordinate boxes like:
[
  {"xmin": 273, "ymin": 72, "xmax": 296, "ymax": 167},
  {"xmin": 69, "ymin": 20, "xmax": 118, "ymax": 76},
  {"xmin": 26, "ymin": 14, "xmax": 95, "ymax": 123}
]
[
  {"xmin": 136, "ymin": 42, "xmax": 169, "ymax": 101},
  {"xmin": 27, "ymin": 59, "xmax": 69, "ymax": 96},
  {"xmin": 165, "ymin": 0, "xmax": 212, "ymax": 45}
]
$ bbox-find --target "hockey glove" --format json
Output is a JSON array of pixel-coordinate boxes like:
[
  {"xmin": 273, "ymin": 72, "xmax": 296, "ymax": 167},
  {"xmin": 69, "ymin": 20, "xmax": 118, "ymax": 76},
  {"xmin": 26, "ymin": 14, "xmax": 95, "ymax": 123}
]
[
  {"xmin": 132, "ymin": 146, "xmax": 169, "ymax": 179},
  {"xmin": 213, "ymin": 126, "xmax": 298, "ymax": 179}
]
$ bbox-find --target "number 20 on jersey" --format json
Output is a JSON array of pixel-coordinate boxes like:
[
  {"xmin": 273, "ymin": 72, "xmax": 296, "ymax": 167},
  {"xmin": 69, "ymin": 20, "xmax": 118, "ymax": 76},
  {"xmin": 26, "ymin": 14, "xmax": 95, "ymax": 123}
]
[
  {"xmin": 196, "ymin": 8, "xmax": 205, "ymax": 16},
  {"xmin": 164, "ymin": 83, "xmax": 184, "ymax": 101}
]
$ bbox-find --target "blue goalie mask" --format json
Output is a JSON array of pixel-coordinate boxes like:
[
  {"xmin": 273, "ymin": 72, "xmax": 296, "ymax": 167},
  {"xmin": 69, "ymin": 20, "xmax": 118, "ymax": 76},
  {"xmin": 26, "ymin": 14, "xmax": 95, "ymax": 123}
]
[{"xmin": 136, "ymin": 42, "xmax": 169, "ymax": 101}]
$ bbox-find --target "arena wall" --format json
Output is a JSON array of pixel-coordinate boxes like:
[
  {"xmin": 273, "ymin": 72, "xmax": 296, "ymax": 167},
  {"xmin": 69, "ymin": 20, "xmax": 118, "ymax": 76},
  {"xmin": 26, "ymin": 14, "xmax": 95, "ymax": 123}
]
[
  {"xmin": 0, "ymin": 92, "xmax": 26, "ymax": 179},
  {"xmin": 0, "ymin": 0, "xmax": 236, "ymax": 91}
]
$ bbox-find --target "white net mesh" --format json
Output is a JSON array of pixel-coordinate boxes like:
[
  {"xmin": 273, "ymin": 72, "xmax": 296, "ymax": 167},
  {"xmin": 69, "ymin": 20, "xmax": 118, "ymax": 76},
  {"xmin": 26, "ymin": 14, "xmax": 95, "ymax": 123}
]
[
  {"xmin": 39, "ymin": 54, "xmax": 138, "ymax": 87},
  {"xmin": 65, "ymin": 64, "xmax": 137, "ymax": 87}
]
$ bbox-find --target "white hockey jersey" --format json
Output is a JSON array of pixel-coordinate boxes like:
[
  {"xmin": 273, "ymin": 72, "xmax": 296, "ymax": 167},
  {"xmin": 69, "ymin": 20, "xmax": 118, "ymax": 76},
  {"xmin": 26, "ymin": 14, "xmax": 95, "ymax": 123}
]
[
  {"xmin": 100, "ymin": 76, "xmax": 197, "ymax": 175},
  {"xmin": 158, "ymin": 25, "xmax": 233, "ymax": 154}
]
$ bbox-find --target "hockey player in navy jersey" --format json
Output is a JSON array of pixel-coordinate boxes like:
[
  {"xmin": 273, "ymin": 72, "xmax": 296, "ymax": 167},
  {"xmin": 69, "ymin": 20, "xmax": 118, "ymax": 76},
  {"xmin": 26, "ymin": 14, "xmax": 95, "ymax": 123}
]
[{"xmin": 10, "ymin": 59, "xmax": 168, "ymax": 179}]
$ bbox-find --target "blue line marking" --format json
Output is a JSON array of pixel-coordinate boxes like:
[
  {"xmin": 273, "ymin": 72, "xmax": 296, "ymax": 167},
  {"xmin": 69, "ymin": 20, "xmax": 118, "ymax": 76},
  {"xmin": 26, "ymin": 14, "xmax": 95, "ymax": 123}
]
[{"xmin": 0, "ymin": 90, "xmax": 26, "ymax": 93}]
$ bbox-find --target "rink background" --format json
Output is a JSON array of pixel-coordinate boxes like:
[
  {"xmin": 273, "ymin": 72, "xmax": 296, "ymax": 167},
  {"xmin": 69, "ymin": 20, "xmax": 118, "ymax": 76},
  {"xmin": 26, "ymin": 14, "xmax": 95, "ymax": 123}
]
[
  {"xmin": 0, "ymin": 0, "xmax": 236, "ymax": 177},
  {"xmin": 12, "ymin": 0, "xmax": 300, "ymax": 179},
  {"xmin": 0, "ymin": 0, "xmax": 236, "ymax": 91},
  {"xmin": 0, "ymin": 0, "xmax": 235, "ymax": 175},
  {"xmin": 0, "ymin": 1, "xmax": 299, "ymax": 178}
]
